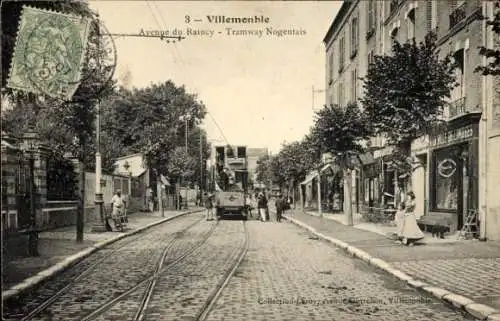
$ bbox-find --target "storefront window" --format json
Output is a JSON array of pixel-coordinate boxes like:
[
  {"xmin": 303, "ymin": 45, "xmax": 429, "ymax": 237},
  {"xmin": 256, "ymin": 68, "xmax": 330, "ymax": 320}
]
[{"xmin": 433, "ymin": 147, "xmax": 460, "ymax": 211}]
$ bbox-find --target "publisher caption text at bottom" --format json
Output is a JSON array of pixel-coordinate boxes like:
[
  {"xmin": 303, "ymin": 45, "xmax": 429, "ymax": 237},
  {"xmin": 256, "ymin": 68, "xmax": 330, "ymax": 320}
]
[{"xmin": 258, "ymin": 296, "xmax": 433, "ymax": 306}]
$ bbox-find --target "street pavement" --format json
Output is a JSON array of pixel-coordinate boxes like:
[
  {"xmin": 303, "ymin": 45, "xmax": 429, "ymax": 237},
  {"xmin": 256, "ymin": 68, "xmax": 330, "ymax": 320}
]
[
  {"xmin": 2, "ymin": 209, "xmax": 202, "ymax": 291},
  {"xmin": 3, "ymin": 210, "xmax": 477, "ymax": 321},
  {"xmin": 283, "ymin": 209, "xmax": 500, "ymax": 313}
]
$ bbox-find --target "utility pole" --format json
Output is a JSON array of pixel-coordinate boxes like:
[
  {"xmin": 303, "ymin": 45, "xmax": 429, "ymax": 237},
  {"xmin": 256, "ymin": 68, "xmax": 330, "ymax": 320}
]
[
  {"xmin": 28, "ymin": 152, "xmax": 39, "ymax": 255},
  {"xmin": 200, "ymin": 130, "xmax": 203, "ymax": 198},
  {"xmin": 185, "ymin": 117, "xmax": 189, "ymax": 153},
  {"xmin": 91, "ymin": 17, "xmax": 107, "ymax": 232}
]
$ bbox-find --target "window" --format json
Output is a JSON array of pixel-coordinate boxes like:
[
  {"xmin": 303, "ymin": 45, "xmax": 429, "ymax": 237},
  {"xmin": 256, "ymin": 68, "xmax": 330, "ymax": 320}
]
[
  {"xmin": 426, "ymin": 0, "xmax": 438, "ymax": 32},
  {"xmin": 332, "ymin": 83, "xmax": 337, "ymax": 104},
  {"xmin": 328, "ymin": 50, "xmax": 334, "ymax": 84},
  {"xmin": 368, "ymin": 1, "xmax": 376, "ymax": 33},
  {"xmin": 237, "ymin": 146, "xmax": 246, "ymax": 158},
  {"xmin": 391, "ymin": 27, "xmax": 399, "ymax": 41},
  {"xmin": 407, "ymin": 9, "xmax": 416, "ymax": 39},
  {"xmin": 351, "ymin": 69, "xmax": 357, "ymax": 102},
  {"xmin": 339, "ymin": 36, "xmax": 345, "ymax": 71},
  {"xmin": 338, "ymin": 81, "xmax": 344, "ymax": 106},
  {"xmin": 351, "ymin": 16, "xmax": 359, "ymax": 57},
  {"xmin": 449, "ymin": 0, "xmax": 466, "ymax": 29},
  {"xmin": 451, "ymin": 49, "xmax": 465, "ymax": 100},
  {"xmin": 368, "ymin": 50, "xmax": 375, "ymax": 67},
  {"xmin": 433, "ymin": 146, "xmax": 461, "ymax": 211}
]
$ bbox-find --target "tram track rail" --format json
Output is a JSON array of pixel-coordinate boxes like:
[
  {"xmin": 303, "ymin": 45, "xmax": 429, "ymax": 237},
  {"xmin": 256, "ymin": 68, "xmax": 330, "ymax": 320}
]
[
  {"xmin": 13, "ymin": 214, "xmax": 210, "ymax": 321},
  {"xmin": 195, "ymin": 220, "xmax": 249, "ymax": 321},
  {"xmin": 80, "ymin": 218, "xmax": 219, "ymax": 321}
]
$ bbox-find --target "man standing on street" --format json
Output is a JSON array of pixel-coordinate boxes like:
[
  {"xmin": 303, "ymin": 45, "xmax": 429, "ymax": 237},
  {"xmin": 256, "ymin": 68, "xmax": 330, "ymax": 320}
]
[
  {"xmin": 111, "ymin": 189, "xmax": 125, "ymax": 224},
  {"xmin": 275, "ymin": 193, "xmax": 284, "ymax": 222},
  {"xmin": 205, "ymin": 193, "xmax": 214, "ymax": 221},
  {"xmin": 257, "ymin": 192, "xmax": 268, "ymax": 222}
]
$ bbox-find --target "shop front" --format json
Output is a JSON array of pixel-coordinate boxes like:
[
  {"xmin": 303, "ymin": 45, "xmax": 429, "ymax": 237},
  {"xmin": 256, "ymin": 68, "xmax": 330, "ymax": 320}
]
[
  {"xmin": 372, "ymin": 146, "xmax": 397, "ymax": 209},
  {"xmin": 358, "ymin": 152, "xmax": 379, "ymax": 213},
  {"xmin": 319, "ymin": 163, "xmax": 342, "ymax": 213},
  {"xmin": 414, "ymin": 122, "xmax": 479, "ymax": 233},
  {"xmin": 300, "ymin": 171, "xmax": 319, "ymax": 211}
]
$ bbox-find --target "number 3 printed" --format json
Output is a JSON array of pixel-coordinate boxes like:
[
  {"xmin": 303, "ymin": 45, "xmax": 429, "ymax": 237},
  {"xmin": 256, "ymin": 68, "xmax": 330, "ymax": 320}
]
[{"xmin": 185, "ymin": 15, "xmax": 190, "ymax": 23}]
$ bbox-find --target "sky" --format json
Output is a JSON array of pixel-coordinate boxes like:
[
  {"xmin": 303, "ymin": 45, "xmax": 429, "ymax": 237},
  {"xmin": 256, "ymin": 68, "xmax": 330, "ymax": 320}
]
[{"xmin": 89, "ymin": 1, "xmax": 342, "ymax": 153}]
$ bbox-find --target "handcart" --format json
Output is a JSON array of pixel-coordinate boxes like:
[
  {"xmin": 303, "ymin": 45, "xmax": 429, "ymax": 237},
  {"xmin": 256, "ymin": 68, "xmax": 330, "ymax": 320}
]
[{"xmin": 106, "ymin": 205, "xmax": 128, "ymax": 232}]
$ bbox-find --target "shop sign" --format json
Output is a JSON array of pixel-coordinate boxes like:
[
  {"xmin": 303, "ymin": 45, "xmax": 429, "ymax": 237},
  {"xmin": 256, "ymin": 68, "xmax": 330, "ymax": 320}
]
[
  {"xmin": 429, "ymin": 125, "xmax": 475, "ymax": 148},
  {"xmin": 411, "ymin": 135, "xmax": 429, "ymax": 152},
  {"xmin": 411, "ymin": 124, "xmax": 476, "ymax": 151},
  {"xmin": 373, "ymin": 146, "xmax": 394, "ymax": 159},
  {"xmin": 437, "ymin": 158, "xmax": 457, "ymax": 178}
]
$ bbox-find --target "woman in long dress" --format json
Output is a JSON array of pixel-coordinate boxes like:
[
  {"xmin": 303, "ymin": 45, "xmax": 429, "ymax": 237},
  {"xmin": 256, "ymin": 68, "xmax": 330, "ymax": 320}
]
[{"xmin": 398, "ymin": 191, "xmax": 425, "ymax": 246}]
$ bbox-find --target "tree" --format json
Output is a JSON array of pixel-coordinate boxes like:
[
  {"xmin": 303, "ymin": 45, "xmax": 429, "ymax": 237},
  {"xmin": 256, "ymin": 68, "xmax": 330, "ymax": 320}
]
[
  {"xmin": 310, "ymin": 102, "xmax": 371, "ymax": 224},
  {"xmin": 476, "ymin": 0, "xmax": 500, "ymax": 76},
  {"xmin": 361, "ymin": 32, "xmax": 456, "ymax": 175},
  {"xmin": 273, "ymin": 140, "xmax": 318, "ymax": 193},
  {"xmin": 167, "ymin": 147, "xmax": 196, "ymax": 185},
  {"xmin": 101, "ymin": 81, "xmax": 206, "ymax": 174},
  {"xmin": 255, "ymin": 155, "xmax": 271, "ymax": 187},
  {"xmin": 311, "ymin": 103, "xmax": 370, "ymax": 155}
]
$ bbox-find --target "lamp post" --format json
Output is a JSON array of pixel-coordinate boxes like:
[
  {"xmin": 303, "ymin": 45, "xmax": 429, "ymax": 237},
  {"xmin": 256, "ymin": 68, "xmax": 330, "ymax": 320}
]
[
  {"xmin": 22, "ymin": 134, "xmax": 39, "ymax": 256},
  {"xmin": 179, "ymin": 114, "xmax": 192, "ymax": 209},
  {"xmin": 91, "ymin": 17, "xmax": 107, "ymax": 232}
]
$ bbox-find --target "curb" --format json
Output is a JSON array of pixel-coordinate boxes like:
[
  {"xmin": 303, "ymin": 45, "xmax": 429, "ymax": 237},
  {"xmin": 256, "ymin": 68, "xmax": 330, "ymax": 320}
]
[
  {"xmin": 284, "ymin": 215, "xmax": 500, "ymax": 320},
  {"xmin": 2, "ymin": 209, "xmax": 203, "ymax": 301}
]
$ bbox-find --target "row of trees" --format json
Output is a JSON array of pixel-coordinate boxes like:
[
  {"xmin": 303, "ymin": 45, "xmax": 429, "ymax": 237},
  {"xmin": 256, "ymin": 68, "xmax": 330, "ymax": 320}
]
[{"xmin": 256, "ymin": 4, "xmax": 499, "ymax": 196}]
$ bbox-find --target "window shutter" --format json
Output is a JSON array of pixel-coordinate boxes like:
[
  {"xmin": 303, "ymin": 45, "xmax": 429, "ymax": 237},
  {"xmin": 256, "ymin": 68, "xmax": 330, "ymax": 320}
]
[
  {"xmin": 450, "ymin": 0, "xmax": 457, "ymax": 9},
  {"xmin": 368, "ymin": 2, "xmax": 373, "ymax": 29}
]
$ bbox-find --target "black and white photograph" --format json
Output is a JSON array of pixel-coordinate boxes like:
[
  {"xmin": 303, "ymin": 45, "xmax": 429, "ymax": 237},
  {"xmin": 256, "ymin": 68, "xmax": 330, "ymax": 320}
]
[{"xmin": 1, "ymin": 0, "xmax": 500, "ymax": 320}]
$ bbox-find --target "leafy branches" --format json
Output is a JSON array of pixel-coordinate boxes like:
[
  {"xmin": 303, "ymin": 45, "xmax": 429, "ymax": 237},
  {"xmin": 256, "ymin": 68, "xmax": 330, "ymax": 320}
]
[
  {"xmin": 360, "ymin": 32, "xmax": 456, "ymax": 148},
  {"xmin": 311, "ymin": 103, "xmax": 371, "ymax": 155}
]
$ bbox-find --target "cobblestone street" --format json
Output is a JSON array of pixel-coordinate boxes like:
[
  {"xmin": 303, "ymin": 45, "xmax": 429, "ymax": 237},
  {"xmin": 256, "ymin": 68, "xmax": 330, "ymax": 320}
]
[
  {"xmin": 206, "ymin": 220, "xmax": 472, "ymax": 321},
  {"xmin": 3, "ymin": 212, "xmax": 474, "ymax": 321},
  {"xmin": 286, "ymin": 210, "xmax": 500, "ymax": 312}
]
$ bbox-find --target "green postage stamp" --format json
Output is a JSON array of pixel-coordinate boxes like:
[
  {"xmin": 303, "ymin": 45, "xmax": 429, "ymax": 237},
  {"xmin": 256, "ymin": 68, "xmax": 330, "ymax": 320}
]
[{"xmin": 7, "ymin": 6, "xmax": 91, "ymax": 100}]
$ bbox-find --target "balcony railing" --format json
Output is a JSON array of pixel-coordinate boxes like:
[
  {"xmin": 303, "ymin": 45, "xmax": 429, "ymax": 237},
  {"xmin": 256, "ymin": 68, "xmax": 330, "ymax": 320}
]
[
  {"xmin": 445, "ymin": 96, "xmax": 467, "ymax": 119},
  {"xmin": 449, "ymin": 3, "xmax": 467, "ymax": 29}
]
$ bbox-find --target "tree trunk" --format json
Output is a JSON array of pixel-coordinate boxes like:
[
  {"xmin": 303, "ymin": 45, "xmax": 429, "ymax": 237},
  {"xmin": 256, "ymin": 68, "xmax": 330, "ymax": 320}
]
[
  {"xmin": 345, "ymin": 168, "xmax": 354, "ymax": 226},
  {"xmin": 76, "ymin": 158, "xmax": 85, "ymax": 243}
]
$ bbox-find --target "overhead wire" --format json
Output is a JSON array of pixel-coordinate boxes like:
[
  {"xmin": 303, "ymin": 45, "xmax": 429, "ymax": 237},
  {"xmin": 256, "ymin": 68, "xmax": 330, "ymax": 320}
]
[{"xmin": 146, "ymin": 1, "xmax": 231, "ymax": 148}]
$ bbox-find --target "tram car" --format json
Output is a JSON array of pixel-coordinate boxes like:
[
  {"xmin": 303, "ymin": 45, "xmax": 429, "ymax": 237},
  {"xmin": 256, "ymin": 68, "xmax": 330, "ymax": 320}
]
[{"xmin": 213, "ymin": 145, "xmax": 249, "ymax": 220}]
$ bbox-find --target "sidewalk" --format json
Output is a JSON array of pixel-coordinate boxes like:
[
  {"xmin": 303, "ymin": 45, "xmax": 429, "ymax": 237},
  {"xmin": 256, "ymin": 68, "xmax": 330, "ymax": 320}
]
[
  {"xmin": 2, "ymin": 208, "xmax": 203, "ymax": 296},
  {"xmin": 285, "ymin": 210, "xmax": 500, "ymax": 320}
]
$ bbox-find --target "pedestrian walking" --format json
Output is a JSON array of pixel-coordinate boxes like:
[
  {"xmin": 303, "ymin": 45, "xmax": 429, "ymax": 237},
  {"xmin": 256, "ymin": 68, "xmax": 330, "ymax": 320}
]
[
  {"xmin": 245, "ymin": 193, "xmax": 253, "ymax": 219},
  {"xmin": 205, "ymin": 193, "xmax": 214, "ymax": 221},
  {"xmin": 275, "ymin": 193, "xmax": 284, "ymax": 222},
  {"xmin": 178, "ymin": 193, "xmax": 183, "ymax": 210},
  {"xmin": 257, "ymin": 192, "xmax": 268, "ymax": 222},
  {"xmin": 146, "ymin": 186, "xmax": 154, "ymax": 212}
]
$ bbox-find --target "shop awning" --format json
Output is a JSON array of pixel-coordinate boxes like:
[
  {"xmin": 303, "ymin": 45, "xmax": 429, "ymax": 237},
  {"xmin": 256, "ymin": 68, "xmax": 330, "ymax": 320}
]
[
  {"xmin": 160, "ymin": 175, "xmax": 170, "ymax": 186},
  {"xmin": 358, "ymin": 152, "xmax": 376, "ymax": 165},
  {"xmin": 300, "ymin": 171, "xmax": 319, "ymax": 185}
]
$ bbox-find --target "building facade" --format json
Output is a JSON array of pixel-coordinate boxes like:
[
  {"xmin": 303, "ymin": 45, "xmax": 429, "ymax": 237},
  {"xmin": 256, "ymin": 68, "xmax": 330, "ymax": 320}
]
[
  {"xmin": 323, "ymin": 0, "xmax": 498, "ymax": 239},
  {"xmin": 247, "ymin": 147, "xmax": 269, "ymax": 186}
]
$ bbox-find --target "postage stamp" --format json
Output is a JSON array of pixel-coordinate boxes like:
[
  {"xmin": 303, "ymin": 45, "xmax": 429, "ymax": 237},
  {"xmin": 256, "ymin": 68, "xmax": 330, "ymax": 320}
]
[{"xmin": 7, "ymin": 6, "xmax": 91, "ymax": 101}]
